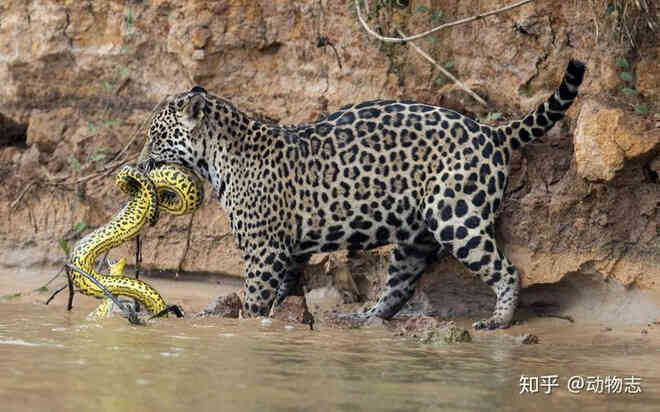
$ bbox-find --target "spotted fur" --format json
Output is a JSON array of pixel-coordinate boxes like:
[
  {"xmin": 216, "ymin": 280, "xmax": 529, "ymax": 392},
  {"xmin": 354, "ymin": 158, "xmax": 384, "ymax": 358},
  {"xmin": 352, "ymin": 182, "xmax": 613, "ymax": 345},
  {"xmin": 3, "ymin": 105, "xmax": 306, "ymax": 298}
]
[{"xmin": 139, "ymin": 60, "xmax": 585, "ymax": 329}]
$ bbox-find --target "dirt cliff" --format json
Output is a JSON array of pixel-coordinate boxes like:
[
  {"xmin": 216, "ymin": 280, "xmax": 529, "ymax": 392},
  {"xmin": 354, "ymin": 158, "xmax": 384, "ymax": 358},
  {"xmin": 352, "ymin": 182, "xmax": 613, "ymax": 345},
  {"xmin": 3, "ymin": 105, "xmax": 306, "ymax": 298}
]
[{"xmin": 1, "ymin": 0, "xmax": 658, "ymax": 323}]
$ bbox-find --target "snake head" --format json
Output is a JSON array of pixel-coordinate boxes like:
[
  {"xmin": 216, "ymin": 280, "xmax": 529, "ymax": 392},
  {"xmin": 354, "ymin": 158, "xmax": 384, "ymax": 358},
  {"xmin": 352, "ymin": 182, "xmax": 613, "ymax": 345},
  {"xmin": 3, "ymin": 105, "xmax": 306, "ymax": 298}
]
[
  {"xmin": 108, "ymin": 257, "xmax": 127, "ymax": 276},
  {"xmin": 138, "ymin": 86, "xmax": 209, "ymax": 173}
]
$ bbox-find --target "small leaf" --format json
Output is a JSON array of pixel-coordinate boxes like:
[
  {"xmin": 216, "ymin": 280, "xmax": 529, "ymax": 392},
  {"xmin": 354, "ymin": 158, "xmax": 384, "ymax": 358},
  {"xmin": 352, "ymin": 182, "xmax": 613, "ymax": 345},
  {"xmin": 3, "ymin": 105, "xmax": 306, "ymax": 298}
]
[
  {"xmin": 432, "ymin": 10, "xmax": 443, "ymax": 20},
  {"xmin": 34, "ymin": 286, "xmax": 49, "ymax": 293},
  {"xmin": 633, "ymin": 104, "xmax": 649, "ymax": 115},
  {"xmin": 444, "ymin": 59, "xmax": 455, "ymax": 69},
  {"xmin": 87, "ymin": 122, "xmax": 97, "ymax": 135},
  {"xmin": 621, "ymin": 87, "xmax": 638, "ymax": 97},
  {"xmin": 433, "ymin": 77, "xmax": 445, "ymax": 86},
  {"xmin": 416, "ymin": 6, "xmax": 429, "ymax": 13},
  {"xmin": 620, "ymin": 72, "xmax": 633, "ymax": 82},
  {"xmin": 102, "ymin": 81, "xmax": 112, "ymax": 91},
  {"xmin": 58, "ymin": 239, "xmax": 70, "ymax": 256},
  {"xmin": 479, "ymin": 112, "xmax": 503, "ymax": 122},
  {"xmin": 73, "ymin": 221, "xmax": 87, "ymax": 236},
  {"xmin": 69, "ymin": 156, "xmax": 81, "ymax": 171},
  {"xmin": 89, "ymin": 153, "xmax": 106, "ymax": 162},
  {"xmin": 96, "ymin": 146, "xmax": 110, "ymax": 153},
  {"xmin": 0, "ymin": 292, "xmax": 21, "ymax": 300},
  {"xmin": 119, "ymin": 67, "xmax": 130, "ymax": 77},
  {"xmin": 615, "ymin": 56, "xmax": 629, "ymax": 69}
]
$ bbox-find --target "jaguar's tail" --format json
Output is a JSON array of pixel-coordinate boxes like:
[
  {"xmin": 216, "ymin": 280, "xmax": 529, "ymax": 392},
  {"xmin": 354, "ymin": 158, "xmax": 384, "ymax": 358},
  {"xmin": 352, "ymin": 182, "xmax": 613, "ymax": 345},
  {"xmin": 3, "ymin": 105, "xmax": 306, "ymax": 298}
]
[{"xmin": 497, "ymin": 59, "xmax": 586, "ymax": 150}]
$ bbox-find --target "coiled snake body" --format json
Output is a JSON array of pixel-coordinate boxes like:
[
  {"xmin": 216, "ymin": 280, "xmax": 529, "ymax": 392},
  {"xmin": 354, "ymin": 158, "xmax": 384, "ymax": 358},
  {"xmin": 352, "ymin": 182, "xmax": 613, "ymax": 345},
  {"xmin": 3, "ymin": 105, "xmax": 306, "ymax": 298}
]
[{"xmin": 69, "ymin": 164, "xmax": 203, "ymax": 317}]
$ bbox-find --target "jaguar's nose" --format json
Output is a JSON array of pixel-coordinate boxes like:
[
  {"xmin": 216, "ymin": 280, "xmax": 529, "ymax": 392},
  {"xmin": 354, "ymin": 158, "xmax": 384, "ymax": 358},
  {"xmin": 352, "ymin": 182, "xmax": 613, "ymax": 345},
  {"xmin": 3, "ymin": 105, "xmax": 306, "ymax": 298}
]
[{"xmin": 190, "ymin": 86, "xmax": 207, "ymax": 94}]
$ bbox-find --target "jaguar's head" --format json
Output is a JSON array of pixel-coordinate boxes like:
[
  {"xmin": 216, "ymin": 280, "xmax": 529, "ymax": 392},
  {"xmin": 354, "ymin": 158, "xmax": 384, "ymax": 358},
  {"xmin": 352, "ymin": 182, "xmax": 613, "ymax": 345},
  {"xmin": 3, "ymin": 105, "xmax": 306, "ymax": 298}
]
[{"xmin": 138, "ymin": 86, "xmax": 209, "ymax": 174}]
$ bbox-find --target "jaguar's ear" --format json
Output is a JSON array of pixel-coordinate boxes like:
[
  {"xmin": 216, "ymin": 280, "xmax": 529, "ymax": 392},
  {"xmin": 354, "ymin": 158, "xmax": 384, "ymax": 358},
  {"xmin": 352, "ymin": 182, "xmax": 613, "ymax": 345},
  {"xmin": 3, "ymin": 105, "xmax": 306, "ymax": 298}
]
[{"xmin": 182, "ymin": 94, "xmax": 206, "ymax": 124}]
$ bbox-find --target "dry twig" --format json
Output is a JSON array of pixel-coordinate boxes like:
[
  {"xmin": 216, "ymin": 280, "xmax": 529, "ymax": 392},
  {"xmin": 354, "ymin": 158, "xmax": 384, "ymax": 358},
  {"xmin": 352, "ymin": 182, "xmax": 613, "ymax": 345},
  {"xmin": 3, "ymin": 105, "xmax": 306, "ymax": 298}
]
[
  {"xmin": 353, "ymin": 0, "xmax": 535, "ymax": 107},
  {"xmin": 355, "ymin": 0, "xmax": 536, "ymax": 43},
  {"xmin": 61, "ymin": 96, "xmax": 166, "ymax": 188},
  {"xmin": 9, "ymin": 181, "xmax": 36, "ymax": 210},
  {"xmin": 396, "ymin": 29, "xmax": 489, "ymax": 107}
]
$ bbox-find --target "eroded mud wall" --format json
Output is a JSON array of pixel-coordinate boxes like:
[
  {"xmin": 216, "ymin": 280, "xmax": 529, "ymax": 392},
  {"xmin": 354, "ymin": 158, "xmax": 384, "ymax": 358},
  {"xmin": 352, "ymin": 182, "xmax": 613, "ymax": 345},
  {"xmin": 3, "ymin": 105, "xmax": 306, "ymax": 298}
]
[{"xmin": 0, "ymin": 1, "xmax": 658, "ymax": 315}]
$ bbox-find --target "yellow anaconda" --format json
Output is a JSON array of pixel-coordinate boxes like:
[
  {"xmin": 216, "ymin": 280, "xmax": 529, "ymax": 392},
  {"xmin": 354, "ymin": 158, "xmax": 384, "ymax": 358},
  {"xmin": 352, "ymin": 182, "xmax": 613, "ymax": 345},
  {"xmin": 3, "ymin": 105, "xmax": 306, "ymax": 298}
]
[{"xmin": 69, "ymin": 164, "xmax": 203, "ymax": 316}]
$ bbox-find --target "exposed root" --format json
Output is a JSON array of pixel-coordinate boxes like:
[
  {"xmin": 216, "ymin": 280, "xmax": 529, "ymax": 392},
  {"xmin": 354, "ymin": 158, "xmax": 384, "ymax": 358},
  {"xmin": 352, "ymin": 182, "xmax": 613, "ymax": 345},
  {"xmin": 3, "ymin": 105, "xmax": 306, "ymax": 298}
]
[{"xmin": 177, "ymin": 212, "xmax": 196, "ymax": 276}]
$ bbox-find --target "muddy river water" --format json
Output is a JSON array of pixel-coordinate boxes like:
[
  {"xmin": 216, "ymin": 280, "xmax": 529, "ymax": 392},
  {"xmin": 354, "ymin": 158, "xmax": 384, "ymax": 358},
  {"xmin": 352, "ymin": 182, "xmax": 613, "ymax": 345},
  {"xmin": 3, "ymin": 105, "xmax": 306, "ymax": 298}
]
[{"xmin": 1, "ymin": 302, "xmax": 659, "ymax": 412}]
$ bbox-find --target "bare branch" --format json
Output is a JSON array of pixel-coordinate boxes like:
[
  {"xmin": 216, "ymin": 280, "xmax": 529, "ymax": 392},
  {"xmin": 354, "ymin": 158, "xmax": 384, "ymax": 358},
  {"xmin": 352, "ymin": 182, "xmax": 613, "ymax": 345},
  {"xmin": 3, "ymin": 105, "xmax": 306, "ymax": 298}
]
[
  {"xmin": 9, "ymin": 181, "xmax": 36, "ymax": 210},
  {"xmin": 355, "ymin": 0, "xmax": 536, "ymax": 43},
  {"xmin": 396, "ymin": 29, "xmax": 489, "ymax": 107}
]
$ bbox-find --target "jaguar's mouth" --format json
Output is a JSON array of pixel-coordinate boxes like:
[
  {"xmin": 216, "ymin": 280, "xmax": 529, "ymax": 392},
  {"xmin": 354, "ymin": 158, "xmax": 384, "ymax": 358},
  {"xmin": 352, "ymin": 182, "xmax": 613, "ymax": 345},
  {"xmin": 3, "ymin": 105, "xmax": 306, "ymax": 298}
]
[{"xmin": 137, "ymin": 156, "xmax": 165, "ymax": 174}]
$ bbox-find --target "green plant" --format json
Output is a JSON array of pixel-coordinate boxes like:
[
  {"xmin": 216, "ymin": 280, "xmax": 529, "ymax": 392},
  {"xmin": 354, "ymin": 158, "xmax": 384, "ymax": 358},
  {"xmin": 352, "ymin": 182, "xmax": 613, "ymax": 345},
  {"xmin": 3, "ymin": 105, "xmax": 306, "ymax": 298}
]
[
  {"xmin": 58, "ymin": 221, "xmax": 87, "ymax": 258},
  {"xmin": 87, "ymin": 121, "xmax": 98, "ymax": 136},
  {"xmin": 615, "ymin": 56, "xmax": 649, "ymax": 115},
  {"xmin": 69, "ymin": 155, "xmax": 82, "ymax": 172},
  {"xmin": 430, "ymin": 59, "xmax": 455, "ymax": 87},
  {"xmin": 58, "ymin": 238, "xmax": 70, "ymax": 257},
  {"xmin": 0, "ymin": 292, "xmax": 22, "ymax": 301},
  {"xmin": 424, "ymin": 36, "xmax": 438, "ymax": 46},
  {"xmin": 591, "ymin": 0, "xmax": 657, "ymax": 47},
  {"xmin": 88, "ymin": 146, "xmax": 109, "ymax": 163},
  {"xmin": 125, "ymin": 8, "xmax": 133, "ymax": 26},
  {"xmin": 633, "ymin": 104, "xmax": 649, "ymax": 115},
  {"xmin": 415, "ymin": 6, "xmax": 444, "ymax": 22},
  {"xmin": 72, "ymin": 221, "xmax": 88, "ymax": 236},
  {"xmin": 621, "ymin": 87, "xmax": 637, "ymax": 97}
]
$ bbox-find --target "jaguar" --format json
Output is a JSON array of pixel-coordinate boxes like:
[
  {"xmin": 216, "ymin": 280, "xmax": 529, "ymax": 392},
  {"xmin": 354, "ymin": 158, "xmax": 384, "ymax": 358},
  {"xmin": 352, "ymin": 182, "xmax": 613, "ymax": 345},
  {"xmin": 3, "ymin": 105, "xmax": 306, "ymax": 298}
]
[{"xmin": 138, "ymin": 59, "xmax": 585, "ymax": 329}]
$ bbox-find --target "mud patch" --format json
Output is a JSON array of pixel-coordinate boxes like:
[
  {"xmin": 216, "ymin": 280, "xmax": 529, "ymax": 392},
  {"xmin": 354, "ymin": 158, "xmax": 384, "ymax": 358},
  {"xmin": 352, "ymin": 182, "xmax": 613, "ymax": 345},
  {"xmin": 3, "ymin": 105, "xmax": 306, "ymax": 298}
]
[
  {"xmin": 520, "ymin": 270, "xmax": 660, "ymax": 325},
  {"xmin": 195, "ymin": 292, "xmax": 241, "ymax": 318},
  {"xmin": 0, "ymin": 112, "xmax": 28, "ymax": 148}
]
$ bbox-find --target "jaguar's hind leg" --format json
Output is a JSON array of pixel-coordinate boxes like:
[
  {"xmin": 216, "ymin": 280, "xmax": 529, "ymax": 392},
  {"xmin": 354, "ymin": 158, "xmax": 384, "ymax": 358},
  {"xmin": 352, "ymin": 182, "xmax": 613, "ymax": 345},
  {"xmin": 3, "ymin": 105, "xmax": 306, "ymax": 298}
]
[
  {"xmin": 363, "ymin": 243, "xmax": 430, "ymax": 319},
  {"xmin": 340, "ymin": 232, "xmax": 437, "ymax": 321},
  {"xmin": 426, "ymin": 200, "xmax": 520, "ymax": 329}
]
